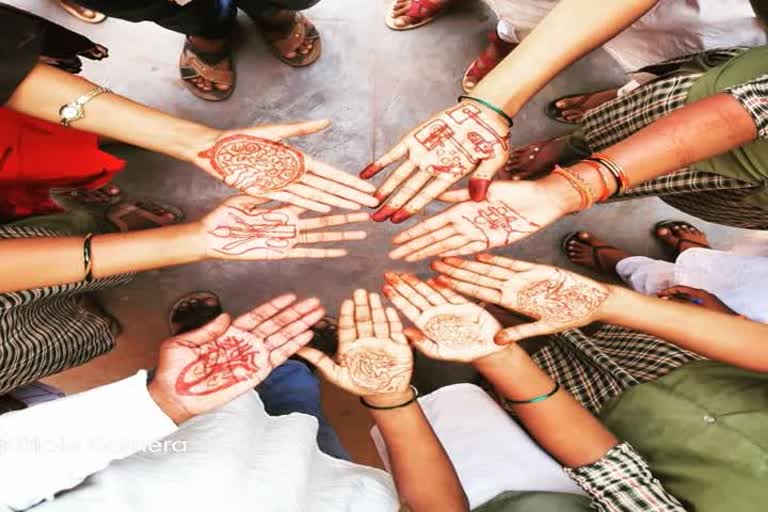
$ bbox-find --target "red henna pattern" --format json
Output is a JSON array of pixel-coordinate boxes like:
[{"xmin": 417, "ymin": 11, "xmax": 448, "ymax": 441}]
[
  {"xmin": 208, "ymin": 206, "xmax": 298, "ymax": 256},
  {"xmin": 516, "ymin": 270, "xmax": 608, "ymax": 323},
  {"xmin": 175, "ymin": 335, "xmax": 264, "ymax": 396},
  {"xmin": 198, "ymin": 135, "xmax": 305, "ymax": 193},
  {"xmin": 464, "ymin": 201, "xmax": 540, "ymax": 246}
]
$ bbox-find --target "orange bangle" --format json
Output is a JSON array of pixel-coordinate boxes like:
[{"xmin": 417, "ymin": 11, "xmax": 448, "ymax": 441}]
[
  {"xmin": 552, "ymin": 165, "xmax": 594, "ymax": 210},
  {"xmin": 591, "ymin": 153, "xmax": 630, "ymax": 193},
  {"xmin": 580, "ymin": 160, "xmax": 611, "ymax": 201}
]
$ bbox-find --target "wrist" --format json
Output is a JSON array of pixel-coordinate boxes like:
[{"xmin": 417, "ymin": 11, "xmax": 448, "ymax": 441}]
[
  {"xmin": 178, "ymin": 222, "xmax": 209, "ymax": 262},
  {"xmin": 596, "ymin": 285, "xmax": 634, "ymax": 324},
  {"xmin": 362, "ymin": 388, "xmax": 415, "ymax": 408},
  {"xmin": 538, "ymin": 172, "xmax": 583, "ymax": 214},
  {"xmin": 472, "ymin": 344, "xmax": 528, "ymax": 374},
  {"xmin": 172, "ymin": 123, "xmax": 221, "ymax": 163},
  {"xmin": 147, "ymin": 381, "xmax": 193, "ymax": 425}
]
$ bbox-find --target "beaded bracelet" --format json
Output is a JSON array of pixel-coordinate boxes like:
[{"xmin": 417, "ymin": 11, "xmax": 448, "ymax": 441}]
[
  {"xmin": 506, "ymin": 381, "xmax": 560, "ymax": 405},
  {"xmin": 552, "ymin": 165, "xmax": 595, "ymax": 210},
  {"xmin": 457, "ymin": 95, "xmax": 514, "ymax": 127},
  {"xmin": 360, "ymin": 385, "xmax": 419, "ymax": 410},
  {"xmin": 82, "ymin": 233, "xmax": 95, "ymax": 283}
]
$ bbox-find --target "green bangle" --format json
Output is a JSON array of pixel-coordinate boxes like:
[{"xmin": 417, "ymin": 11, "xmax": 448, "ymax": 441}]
[
  {"xmin": 360, "ymin": 385, "xmax": 419, "ymax": 410},
  {"xmin": 457, "ymin": 95, "xmax": 514, "ymax": 127},
  {"xmin": 506, "ymin": 381, "xmax": 560, "ymax": 404}
]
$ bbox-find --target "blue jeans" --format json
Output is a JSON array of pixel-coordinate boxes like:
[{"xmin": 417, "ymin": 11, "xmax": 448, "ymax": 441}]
[{"xmin": 256, "ymin": 360, "xmax": 351, "ymax": 461}]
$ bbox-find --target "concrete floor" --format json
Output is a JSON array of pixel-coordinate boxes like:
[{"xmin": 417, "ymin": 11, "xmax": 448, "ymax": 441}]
[{"xmin": 13, "ymin": 0, "xmax": 765, "ymax": 465}]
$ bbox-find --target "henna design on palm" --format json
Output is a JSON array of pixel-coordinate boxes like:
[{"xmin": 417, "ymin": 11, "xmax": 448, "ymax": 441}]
[{"xmin": 516, "ymin": 269, "xmax": 609, "ymax": 324}]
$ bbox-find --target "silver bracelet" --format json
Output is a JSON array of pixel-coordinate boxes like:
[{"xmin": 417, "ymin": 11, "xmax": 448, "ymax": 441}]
[{"xmin": 59, "ymin": 86, "xmax": 111, "ymax": 127}]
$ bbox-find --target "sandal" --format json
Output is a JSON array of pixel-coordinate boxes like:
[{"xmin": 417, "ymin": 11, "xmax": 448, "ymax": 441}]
[
  {"xmin": 62, "ymin": 183, "xmax": 122, "ymax": 206},
  {"xmin": 545, "ymin": 89, "xmax": 618, "ymax": 124},
  {"xmin": 179, "ymin": 38, "xmax": 235, "ymax": 102},
  {"xmin": 169, "ymin": 291, "xmax": 223, "ymax": 336},
  {"xmin": 461, "ymin": 31, "xmax": 516, "ymax": 93},
  {"xmin": 57, "ymin": 0, "xmax": 106, "ymax": 24},
  {"xmin": 106, "ymin": 200, "xmax": 185, "ymax": 232},
  {"xmin": 385, "ymin": 0, "xmax": 450, "ymax": 31},
  {"xmin": 562, "ymin": 232, "xmax": 616, "ymax": 273},
  {"xmin": 260, "ymin": 12, "xmax": 322, "ymax": 67},
  {"xmin": 653, "ymin": 220, "xmax": 711, "ymax": 256}
]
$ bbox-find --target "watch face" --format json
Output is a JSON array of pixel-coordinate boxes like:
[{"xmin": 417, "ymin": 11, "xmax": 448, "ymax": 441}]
[{"xmin": 60, "ymin": 105, "xmax": 79, "ymax": 120}]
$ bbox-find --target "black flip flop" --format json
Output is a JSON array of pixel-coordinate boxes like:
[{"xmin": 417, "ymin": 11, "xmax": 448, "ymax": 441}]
[
  {"xmin": 653, "ymin": 220, "xmax": 710, "ymax": 255},
  {"xmin": 561, "ymin": 232, "xmax": 615, "ymax": 273},
  {"xmin": 168, "ymin": 291, "xmax": 223, "ymax": 336}
]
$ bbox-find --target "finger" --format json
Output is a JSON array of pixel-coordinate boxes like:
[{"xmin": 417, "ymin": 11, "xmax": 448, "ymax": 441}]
[
  {"xmin": 354, "ymin": 289, "xmax": 374, "ymax": 338},
  {"xmin": 285, "ymin": 183, "xmax": 360, "ymax": 210},
  {"xmin": 310, "ymin": 158, "xmax": 377, "ymax": 193},
  {"xmin": 384, "ymin": 272, "xmax": 432, "ymax": 311},
  {"xmin": 301, "ymin": 212, "xmax": 371, "ymax": 231},
  {"xmin": 266, "ymin": 119, "xmax": 331, "ymax": 138},
  {"xmin": 425, "ymin": 278, "xmax": 468, "ymax": 305},
  {"xmin": 437, "ymin": 188, "xmax": 471, "ymax": 203},
  {"xmin": 221, "ymin": 195, "xmax": 274, "ymax": 210},
  {"xmin": 251, "ymin": 297, "xmax": 321, "ymax": 338},
  {"xmin": 390, "ymin": 176, "xmax": 455, "ymax": 224},
  {"xmin": 268, "ymin": 330, "xmax": 315, "ymax": 369},
  {"xmin": 389, "ymin": 225, "xmax": 456, "ymax": 260},
  {"xmin": 385, "ymin": 307, "xmax": 407, "ymax": 344},
  {"xmin": 382, "ymin": 284, "xmax": 421, "ymax": 324},
  {"xmin": 440, "ymin": 242, "xmax": 488, "ymax": 257},
  {"xmin": 404, "ymin": 327, "xmax": 442, "ymax": 358},
  {"xmin": 302, "ymin": 174, "xmax": 379, "ymax": 208},
  {"xmin": 360, "ymin": 142, "xmax": 408, "ymax": 179},
  {"xmin": 233, "ymin": 293, "xmax": 298, "ymax": 331},
  {"xmin": 370, "ymin": 293, "xmax": 389, "ymax": 339},
  {"xmin": 441, "ymin": 256, "xmax": 512, "ymax": 280},
  {"xmin": 264, "ymin": 306, "xmax": 325, "ymax": 350},
  {"xmin": 299, "ymin": 230, "xmax": 368, "ymax": 244},
  {"xmin": 400, "ymin": 273, "xmax": 446, "ymax": 306},
  {"xmin": 297, "ymin": 346, "xmax": 345, "ymax": 383},
  {"xmin": 431, "ymin": 259, "xmax": 506, "ymax": 289},
  {"xmin": 284, "ymin": 248, "xmax": 348, "ymax": 258},
  {"xmin": 371, "ymin": 162, "xmax": 419, "ymax": 221},
  {"xmin": 338, "ymin": 299, "xmax": 356, "ymax": 347},
  {"xmin": 435, "ymin": 275, "xmax": 502, "ymax": 303},
  {"xmin": 377, "ymin": 171, "xmax": 432, "ymax": 223},
  {"xmin": 495, "ymin": 322, "xmax": 556, "ymax": 345},
  {"xmin": 180, "ymin": 313, "xmax": 232, "ymax": 344},
  {"xmin": 392, "ymin": 210, "xmax": 452, "ymax": 245},
  {"xmin": 475, "ymin": 253, "xmax": 537, "ymax": 272},
  {"xmin": 405, "ymin": 235, "xmax": 471, "ymax": 262},
  {"xmin": 262, "ymin": 190, "xmax": 331, "ymax": 213},
  {"xmin": 469, "ymin": 158, "xmax": 505, "ymax": 201}
]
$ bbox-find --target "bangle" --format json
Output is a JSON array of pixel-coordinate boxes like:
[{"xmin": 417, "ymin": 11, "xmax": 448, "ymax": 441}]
[
  {"xmin": 552, "ymin": 165, "xmax": 595, "ymax": 210},
  {"xmin": 360, "ymin": 385, "xmax": 419, "ymax": 410},
  {"xmin": 580, "ymin": 160, "xmax": 611, "ymax": 201},
  {"xmin": 587, "ymin": 154, "xmax": 630, "ymax": 195},
  {"xmin": 82, "ymin": 233, "xmax": 95, "ymax": 283},
  {"xmin": 506, "ymin": 381, "xmax": 560, "ymax": 404},
  {"xmin": 457, "ymin": 95, "xmax": 514, "ymax": 127}
]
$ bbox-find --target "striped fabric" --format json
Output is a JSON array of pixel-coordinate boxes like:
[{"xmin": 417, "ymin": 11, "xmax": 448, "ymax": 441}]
[{"xmin": 0, "ymin": 225, "xmax": 132, "ymax": 395}]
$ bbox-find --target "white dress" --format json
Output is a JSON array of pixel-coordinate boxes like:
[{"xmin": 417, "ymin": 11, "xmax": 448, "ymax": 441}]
[{"xmin": 486, "ymin": 0, "xmax": 767, "ymax": 70}]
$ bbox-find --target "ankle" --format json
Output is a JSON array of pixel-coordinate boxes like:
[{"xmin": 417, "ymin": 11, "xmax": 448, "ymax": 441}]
[{"xmin": 188, "ymin": 36, "xmax": 227, "ymax": 53}]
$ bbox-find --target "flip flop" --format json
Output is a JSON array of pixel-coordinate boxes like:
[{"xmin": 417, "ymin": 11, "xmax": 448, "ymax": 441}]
[
  {"xmin": 561, "ymin": 232, "xmax": 615, "ymax": 273},
  {"xmin": 261, "ymin": 13, "xmax": 322, "ymax": 67},
  {"xmin": 461, "ymin": 31, "xmax": 516, "ymax": 93},
  {"xmin": 385, "ymin": 0, "xmax": 450, "ymax": 31},
  {"xmin": 169, "ymin": 291, "xmax": 223, "ymax": 336},
  {"xmin": 545, "ymin": 91, "xmax": 607, "ymax": 124},
  {"xmin": 653, "ymin": 220, "xmax": 710, "ymax": 255},
  {"xmin": 62, "ymin": 183, "xmax": 122, "ymax": 206},
  {"xmin": 179, "ymin": 38, "xmax": 235, "ymax": 102},
  {"xmin": 57, "ymin": 0, "xmax": 106, "ymax": 24},
  {"xmin": 106, "ymin": 200, "xmax": 185, "ymax": 232}
]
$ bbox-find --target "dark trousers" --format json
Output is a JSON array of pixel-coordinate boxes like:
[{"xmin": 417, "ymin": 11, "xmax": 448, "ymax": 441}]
[{"xmin": 76, "ymin": 0, "xmax": 322, "ymax": 39}]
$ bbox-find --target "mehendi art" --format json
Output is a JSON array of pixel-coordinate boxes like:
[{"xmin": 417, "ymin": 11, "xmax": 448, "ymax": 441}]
[
  {"xmin": 423, "ymin": 314, "xmax": 482, "ymax": 348},
  {"xmin": 464, "ymin": 201, "xmax": 541, "ymax": 247},
  {"xmin": 175, "ymin": 333, "xmax": 265, "ymax": 396},
  {"xmin": 207, "ymin": 205, "xmax": 299, "ymax": 256},
  {"xmin": 340, "ymin": 341, "xmax": 411, "ymax": 394},
  {"xmin": 516, "ymin": 270, "xmax": 608, "ymax": 323},
  {"xmin": 198, "ymin": 135, "xmax": 306, "ymax": 193}
]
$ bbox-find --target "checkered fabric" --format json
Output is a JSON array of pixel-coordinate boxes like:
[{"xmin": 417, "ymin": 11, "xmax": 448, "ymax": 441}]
[
  {"xmin": 0, "ymin": 225, "xmax": 132, "ymax": 395},
  {"xmin": 727, "ymin": 73, "xmax": 768, "ymax": 139},
  {"xmin": 565, "ymin": 443, "xmax": 686, "ymax": 512}
]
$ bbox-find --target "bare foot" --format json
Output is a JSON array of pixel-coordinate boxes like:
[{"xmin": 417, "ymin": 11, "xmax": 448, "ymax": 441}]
[
  {"xmin": 550, "ymin": 88, "xmax": 619, "ymax": 123},
  {"xmin": 564, "ymin": 231, "xmax": 632, "ymax": 277},
  {"xmin": 389, "ymin": 0, "xmax": 451, "ymax": 29},
  {"xmin": 654, "ymin": 222, "xmax": 711, "ymax": 257},
  {"xmin": 502, "ymin": 136, "xmax": 571, "ymax": 180},
  {"xmin": 258, "ymin": 9, "xmax": 318, "ymax": 61}
]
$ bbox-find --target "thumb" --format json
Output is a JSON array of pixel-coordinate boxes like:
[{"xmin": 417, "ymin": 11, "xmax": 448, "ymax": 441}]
[
  {"xmin": 267, "ymin": 119, "xmax": 331, "ymax": 139},
  {"xmin": 296, "ymin": 346, "xmax": 340, "ymax": 381},
  {"xmin": 178, "ymin": 313, "xmax": 232, "ymax": 344},
  {"xmin": 404, "ymin": 328, "xmax": 442, "ymax": 359},
  {"xmin": 468, "ymin": 159, "xmax": 503, "ymax": 201},
  {"xmin": 438, "ymin": 188, "xmax": 471, "ymax": 203},
  {"xmin": 495, "ymin": 321, "xmax": 555, "ymax": 345}
]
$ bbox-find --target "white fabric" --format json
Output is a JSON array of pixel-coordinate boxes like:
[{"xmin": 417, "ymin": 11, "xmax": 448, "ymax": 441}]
[
  {"xmin": 488, "ymin": 0, "xmax": 767, "ymax": 70},
  {"xmin": 615, "ymin": 248, "xmax": 768, "ymax": 323},
  {"xmin": 0, "ymin": 373, "xmax": 399, "ymax": 512},
  {"xmin": 371, "ymin": 383, "xmax": 584, "ymax": 509}
]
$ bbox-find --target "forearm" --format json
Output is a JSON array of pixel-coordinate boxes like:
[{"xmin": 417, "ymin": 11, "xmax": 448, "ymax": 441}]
[
  {"xmin": 601, "ymin": 286, "xmax": 768, "ymax": 372},
  {"xmin": 0, "ymin": 223, "xmax": 205, "ymax": 293},
  {"xmin": 369, "ymin": 395, "xmax": 468, "ymax": 512},
  {"xmin": 473, "ymin": 0, "xmax": 658, "ymax": 115},
  {"xmin": 6, "ymin": 63, "xmax": 218, "ymax": 162},
  {"xmin": 474, "ymin": 345, "xmax": 618, "ymax": 468}
]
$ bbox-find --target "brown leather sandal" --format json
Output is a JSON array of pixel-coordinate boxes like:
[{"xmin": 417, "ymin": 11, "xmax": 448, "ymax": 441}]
[
  {"xmin": 179, "ymin": 39, "xmax": 235, "ymax": 102},
  {"xmin": 261, "ymin": 13, "xmax": 322, "ymax": 67}
]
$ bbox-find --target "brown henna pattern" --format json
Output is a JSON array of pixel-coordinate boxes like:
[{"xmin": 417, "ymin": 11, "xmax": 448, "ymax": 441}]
[
  {"xmin": 423, "ymin": 314, "xmax": 482, "ymax": 348},
  {"xmin": 516, "ymin": 270, "xmax": 608, "ymax": 323},
  {"xmin": 208, "ymin": 206, "xmax": 298, "ymax": 256},
  {"xmin": 413, "ymin": 104, "xmax": 508, "ymax": 177},
  {"xmin": 175, "ymin": 334, "xmax": 265, "ymax": 396},
  {"xmin": 340, "ymin": 347, "xmax": 410, "ymax": 393},
  {"xmin": 198, "ymin": 135, "xmax": 306, "ymax": 193},
  {"xmin": 463, "ymin": 201, "xmax": 541, "ymax": 246}
]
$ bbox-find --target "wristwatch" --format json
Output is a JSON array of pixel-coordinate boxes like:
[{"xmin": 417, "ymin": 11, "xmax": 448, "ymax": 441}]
[{"xmin": 59, "ymin": 86, "xmax": 111, "ymax": 127}]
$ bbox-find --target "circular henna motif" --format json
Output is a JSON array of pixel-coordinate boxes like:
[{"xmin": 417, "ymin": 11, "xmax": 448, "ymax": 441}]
[
  {"xmin": 423, "ymin": 314, "xmax": 481, "ymax": 347},
  {"xmin": 203, "ymin": 135, "xmax": 305, "ymax": 193}
]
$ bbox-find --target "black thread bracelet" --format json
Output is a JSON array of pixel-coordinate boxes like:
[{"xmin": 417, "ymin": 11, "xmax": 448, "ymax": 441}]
[
  {"xmin": 506, "ymin": 381, "xmax": 560, "ymax": 405},
  {"xmin": 82, "ymin": 233, "xmax": 95, "ymax": 283},
  {"xmin": 458, "ymin": 95, "xmax": 514, "ymax": 127},
  {"xmin": 360, "ymin": 385, "xmax": 419, "ymax": 410}
]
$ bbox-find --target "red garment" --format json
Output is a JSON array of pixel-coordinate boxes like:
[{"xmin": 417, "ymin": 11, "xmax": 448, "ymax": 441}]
[{"xmin": 0, "ymin": 107, "xmax": 124, "ymax": 221}]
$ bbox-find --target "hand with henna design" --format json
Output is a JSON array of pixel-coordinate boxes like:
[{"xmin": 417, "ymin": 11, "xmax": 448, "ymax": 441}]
[
  {"xmin": 382, "ymin": 273, "xmax": 504, "ymax": 363},
  {"xmin": 362, "ymin": 102, "xmax": 510, "ymax": 223},
  {"xmin": 297, "ymin": 290, "xmax": 413, "ymax": 399},
  {"xmin": 148, "ymin": 294, "xmax": 324, "ymax": 424},
  {"xmin": 201, "ymin": 196, "xmax": 370, "ymax": 260},
  {"xmin": 192, "ymin": 120, "xmax": 379, "ymax": 213},
  {"xmin": 431, "ymin": 255, "xmax": 612, "ymax": 344}
]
